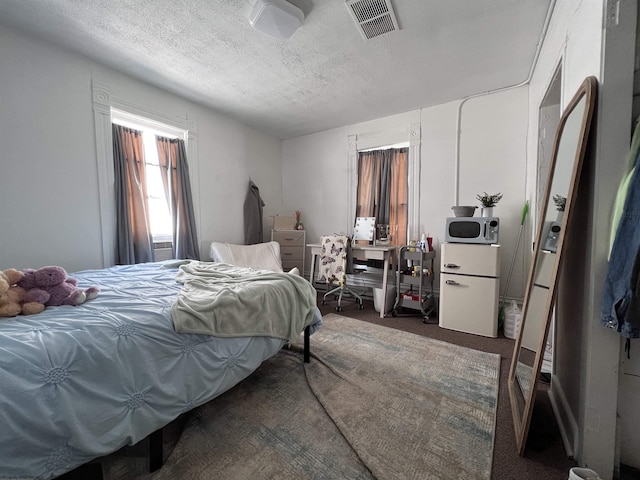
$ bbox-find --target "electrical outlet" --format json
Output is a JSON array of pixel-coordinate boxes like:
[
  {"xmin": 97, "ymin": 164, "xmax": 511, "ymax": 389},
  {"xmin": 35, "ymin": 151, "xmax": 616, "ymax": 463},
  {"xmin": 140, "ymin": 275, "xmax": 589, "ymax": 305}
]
[{"xmin": 605, "ymin": 0, "xmax": 620, "ymax": 28}]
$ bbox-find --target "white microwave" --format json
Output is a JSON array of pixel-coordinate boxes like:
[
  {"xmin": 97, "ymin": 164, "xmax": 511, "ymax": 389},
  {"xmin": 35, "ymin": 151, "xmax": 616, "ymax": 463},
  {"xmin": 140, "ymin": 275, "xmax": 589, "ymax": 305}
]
[
  {"xmin": 445, "ymin": 217, "xmax": 499, "ymax": 244},
  {"xmin": 542, "ymin": 220, "xmax": 561, "ymax": 253}
]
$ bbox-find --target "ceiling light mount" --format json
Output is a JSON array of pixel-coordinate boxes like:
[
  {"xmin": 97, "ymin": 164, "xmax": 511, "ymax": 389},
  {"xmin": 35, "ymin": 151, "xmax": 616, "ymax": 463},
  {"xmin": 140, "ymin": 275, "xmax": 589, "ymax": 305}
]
[{"xmin": 249, "ymin": 0, "xmax": 304, "ymax": 40}]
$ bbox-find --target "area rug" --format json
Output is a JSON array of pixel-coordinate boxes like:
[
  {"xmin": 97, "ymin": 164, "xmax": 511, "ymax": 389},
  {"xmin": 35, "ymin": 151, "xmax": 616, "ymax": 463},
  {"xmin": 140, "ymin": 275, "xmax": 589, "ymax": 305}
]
[{"xmin": 149, "ymin": 314, "xmax": 500, "ymax": 480}]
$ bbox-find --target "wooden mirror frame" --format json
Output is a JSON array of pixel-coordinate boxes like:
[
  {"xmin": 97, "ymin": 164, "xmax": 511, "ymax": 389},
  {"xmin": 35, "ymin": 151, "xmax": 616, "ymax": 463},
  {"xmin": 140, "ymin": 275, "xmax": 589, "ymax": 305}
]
[{"xmin": 508, "ymin": 76, "xmax": 597, "ymax": 455}]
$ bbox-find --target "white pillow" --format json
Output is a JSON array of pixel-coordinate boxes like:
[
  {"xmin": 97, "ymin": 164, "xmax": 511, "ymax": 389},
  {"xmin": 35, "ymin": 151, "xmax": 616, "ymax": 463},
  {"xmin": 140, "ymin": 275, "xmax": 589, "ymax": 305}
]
[
  {"xmin": 288, "ymin": 267, "xmax": 300, "ymax": 276},
  {"xmin": 209, "ymin": 241, "xmax": 284, "ymax": 272}
]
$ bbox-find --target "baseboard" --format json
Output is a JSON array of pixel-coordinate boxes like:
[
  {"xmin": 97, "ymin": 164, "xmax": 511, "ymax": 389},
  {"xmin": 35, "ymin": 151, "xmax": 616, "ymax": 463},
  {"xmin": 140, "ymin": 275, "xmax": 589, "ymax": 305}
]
[{"xmin": 549, "ymin": 376, "xmax": 578, "ymax": 459}]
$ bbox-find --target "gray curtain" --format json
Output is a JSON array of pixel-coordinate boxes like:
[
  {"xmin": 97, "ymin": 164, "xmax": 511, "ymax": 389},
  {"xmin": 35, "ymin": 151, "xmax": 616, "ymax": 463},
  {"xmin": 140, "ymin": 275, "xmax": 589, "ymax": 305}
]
[
  {"xmin": 113, "ymin": 124, "xmax": 154, "ymax": 264},
  {"xmin": 156, "ymin": 136, "xmax": 200, "ymax": 260},
  {"xmin": 377, "ymin": 152, "xmax": 392, "ymax": 224},
  {"xmin": 357, "ymin": 148, "xmax": 394, "ymax": 221}
]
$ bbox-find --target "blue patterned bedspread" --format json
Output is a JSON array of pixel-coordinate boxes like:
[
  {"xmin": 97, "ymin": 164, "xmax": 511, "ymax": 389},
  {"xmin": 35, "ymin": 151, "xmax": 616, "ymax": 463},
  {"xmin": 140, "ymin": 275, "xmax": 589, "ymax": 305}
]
[{"xmin": 0, "ymin": 261, "xmax": 321, "ymax": 479}]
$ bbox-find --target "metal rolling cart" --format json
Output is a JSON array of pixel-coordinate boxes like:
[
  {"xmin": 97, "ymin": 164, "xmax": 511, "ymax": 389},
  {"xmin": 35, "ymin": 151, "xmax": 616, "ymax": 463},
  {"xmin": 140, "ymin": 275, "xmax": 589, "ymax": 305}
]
[{"xmin": 392, "ymin": 245, "xmax": 436, "ymax": 322}]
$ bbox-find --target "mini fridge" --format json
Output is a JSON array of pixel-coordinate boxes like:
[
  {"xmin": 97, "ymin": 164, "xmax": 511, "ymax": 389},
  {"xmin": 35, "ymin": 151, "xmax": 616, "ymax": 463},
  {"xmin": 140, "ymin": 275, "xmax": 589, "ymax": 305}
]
[{"xmin": 439, "ymin": 243, "xmax": 500, "ymax": 337}]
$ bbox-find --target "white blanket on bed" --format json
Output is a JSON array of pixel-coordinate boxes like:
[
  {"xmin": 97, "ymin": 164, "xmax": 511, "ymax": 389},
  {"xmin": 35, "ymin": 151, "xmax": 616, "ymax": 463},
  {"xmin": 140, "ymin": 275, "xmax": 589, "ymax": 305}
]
[{"xmin": 171, "ymin": 262, "xmax": 317, "ymax": 342}]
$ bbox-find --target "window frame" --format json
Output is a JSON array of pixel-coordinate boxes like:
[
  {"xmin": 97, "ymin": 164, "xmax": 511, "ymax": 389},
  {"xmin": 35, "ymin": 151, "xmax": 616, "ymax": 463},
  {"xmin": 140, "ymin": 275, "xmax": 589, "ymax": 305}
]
[
  {"xmin": 348, "ymin": 122, "xmax": 421, "ymax": 245},
  {"xmin": 356, "ymin": 145, "xmax": 409, "ymax": 247},
  {"xmin": 92, "ymin": 80, "xmax": 199, "ymax": 267},
  {"xmin": 111, "ymin": 109, "xmax": 186, "ymax": 244}
]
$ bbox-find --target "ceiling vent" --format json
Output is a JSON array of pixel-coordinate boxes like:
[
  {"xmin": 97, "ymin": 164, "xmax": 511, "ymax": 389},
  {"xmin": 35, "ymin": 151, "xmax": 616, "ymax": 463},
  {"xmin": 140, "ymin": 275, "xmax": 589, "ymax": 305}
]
[{"xmin": 346, "ymin": 0, "xmax": 399, "ymax": 40}]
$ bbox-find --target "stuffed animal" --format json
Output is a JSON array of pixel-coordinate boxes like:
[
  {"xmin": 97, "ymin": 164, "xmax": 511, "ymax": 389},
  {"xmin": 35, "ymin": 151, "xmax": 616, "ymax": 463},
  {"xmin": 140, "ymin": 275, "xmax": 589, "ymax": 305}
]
[
  {"xmin": 0, "ymin": 268, "xmax": 46, "ymax": 317},
  {"xmin": 18, "ymin": 266, "xmax": 99, "ymax": 308},
  {"xmin": 0, "ymin": 270, "xmax": 23, "ymax": 317}
]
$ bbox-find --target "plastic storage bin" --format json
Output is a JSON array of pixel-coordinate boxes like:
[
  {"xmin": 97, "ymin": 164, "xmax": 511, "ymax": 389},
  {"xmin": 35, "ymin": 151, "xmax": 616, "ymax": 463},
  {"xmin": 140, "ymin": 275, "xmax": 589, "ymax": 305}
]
[{"xmin": 503, "ymin": 300, "xmax": 521, "ymax": 340}]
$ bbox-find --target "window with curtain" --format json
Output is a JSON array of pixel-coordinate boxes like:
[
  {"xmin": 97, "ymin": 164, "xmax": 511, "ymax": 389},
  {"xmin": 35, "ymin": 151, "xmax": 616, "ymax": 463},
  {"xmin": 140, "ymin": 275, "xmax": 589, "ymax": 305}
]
[
  {"xmin": 112, "ymin": 114, "xmax": 199, "ymax": 264},
  {"xmin": 355, "ymin": 147, "xmax": 408, "ymax": 247},
  {"xmin": 155, "ymin": 135, "xmax": 199, "ymax": 260},
  {"xmin": 113, "ymin": 124, "xmax": 154, "ymax": 264}
]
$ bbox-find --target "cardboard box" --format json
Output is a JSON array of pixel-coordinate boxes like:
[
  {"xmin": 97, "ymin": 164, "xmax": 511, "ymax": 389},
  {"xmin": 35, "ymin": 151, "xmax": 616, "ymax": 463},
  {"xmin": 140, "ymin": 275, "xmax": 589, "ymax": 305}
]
[
  {"xmin": 401, "ymin": 290, "xmax": 421, "ymax": 302},
  {"xmin": 273, "ymin": 215, "xmax": 296, "ymax": 230}
]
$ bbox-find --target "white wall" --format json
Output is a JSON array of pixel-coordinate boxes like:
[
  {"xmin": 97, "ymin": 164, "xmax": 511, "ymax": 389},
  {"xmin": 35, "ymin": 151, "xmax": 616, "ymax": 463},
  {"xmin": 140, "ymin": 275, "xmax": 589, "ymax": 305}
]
[
  {"xmin": 456, "ymin": 87, "xmax": 530, "ymax": 299},
  {"xmin": 283, "ymin": 87, "xmax": 529, "ymax": 300},
  {"xmin": 281, "ymin": 126, "xmax": 350, "ymax": 245},
  {"xmin": 527, "ymin": 0, "xmax": 637, "ymax": 476},
  {"xmin": 0, "ymin": 25, "xmax": 283, "ymax": 272}
]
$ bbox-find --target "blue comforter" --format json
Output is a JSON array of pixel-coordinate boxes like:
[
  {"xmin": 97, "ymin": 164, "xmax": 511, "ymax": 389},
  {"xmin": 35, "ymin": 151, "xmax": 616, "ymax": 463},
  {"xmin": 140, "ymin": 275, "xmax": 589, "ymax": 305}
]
[{"xmin": 0, "ymin": 261, "xmax": 320, "ymax": 479}]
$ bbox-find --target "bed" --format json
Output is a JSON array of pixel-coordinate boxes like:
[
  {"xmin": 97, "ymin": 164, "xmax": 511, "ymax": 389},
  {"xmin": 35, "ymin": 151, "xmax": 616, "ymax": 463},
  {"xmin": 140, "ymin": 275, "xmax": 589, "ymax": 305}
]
[{"xmin": 0, "ymin": 260, "xmax": 321, "ymax": 480}]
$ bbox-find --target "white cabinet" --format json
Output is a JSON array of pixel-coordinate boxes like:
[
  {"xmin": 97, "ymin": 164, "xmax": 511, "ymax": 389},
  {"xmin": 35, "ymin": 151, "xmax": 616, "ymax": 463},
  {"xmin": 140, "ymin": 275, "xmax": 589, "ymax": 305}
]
[
  {"xmin": 439, "ymin": 243, "xmax": 500, "ymax": 337},
  {"xmin": 271, "ymin": 230, "xmax": 305, "ymax": 273}
]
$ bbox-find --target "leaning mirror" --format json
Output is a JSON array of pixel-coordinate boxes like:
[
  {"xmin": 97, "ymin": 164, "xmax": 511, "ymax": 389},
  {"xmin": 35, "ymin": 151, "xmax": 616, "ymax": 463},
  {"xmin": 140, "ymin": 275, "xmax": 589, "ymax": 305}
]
[{"xmin": 508, "ymin": 76, "xmax": 597, "ymax": 455}]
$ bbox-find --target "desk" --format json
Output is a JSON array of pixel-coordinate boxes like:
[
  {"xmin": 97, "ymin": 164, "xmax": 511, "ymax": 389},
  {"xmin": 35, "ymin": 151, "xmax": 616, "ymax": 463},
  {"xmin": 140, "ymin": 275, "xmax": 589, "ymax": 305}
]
[{"xmin": 307, "ymin": 243, "xmax": 396, "ymax": 319}]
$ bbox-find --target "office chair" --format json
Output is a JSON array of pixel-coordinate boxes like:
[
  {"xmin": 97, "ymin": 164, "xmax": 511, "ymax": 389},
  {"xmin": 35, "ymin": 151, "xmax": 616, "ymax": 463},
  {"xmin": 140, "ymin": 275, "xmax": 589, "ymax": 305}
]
[{"xmin": 317, "ymin": 235, "xmax": 364, "ymax": 312}]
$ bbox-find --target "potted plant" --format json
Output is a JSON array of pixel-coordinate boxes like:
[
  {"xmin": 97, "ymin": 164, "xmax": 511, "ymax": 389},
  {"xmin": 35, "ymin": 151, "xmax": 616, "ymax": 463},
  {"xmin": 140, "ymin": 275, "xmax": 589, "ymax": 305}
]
[
  {"xmin": 553, "ymin": 194, "xmax": 566, "ymax": 212},
  {"xmin": 294, "ymin": 210, "xmax": 304, "ymax": 230},
  {"xmin": 553, "ymin": 194, "xmax": 566, "ymax": 222},
  {"xmin": 476, "ymin": 192, "xmax": 503, "ymax": 217}
]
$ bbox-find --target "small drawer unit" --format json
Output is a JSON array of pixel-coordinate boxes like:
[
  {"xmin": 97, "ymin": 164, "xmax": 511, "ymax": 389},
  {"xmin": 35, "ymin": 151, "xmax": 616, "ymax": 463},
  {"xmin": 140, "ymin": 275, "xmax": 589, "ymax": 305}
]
[{"xmin": 271, "ymin": 229, "xmax": 306, "ymax": 273}]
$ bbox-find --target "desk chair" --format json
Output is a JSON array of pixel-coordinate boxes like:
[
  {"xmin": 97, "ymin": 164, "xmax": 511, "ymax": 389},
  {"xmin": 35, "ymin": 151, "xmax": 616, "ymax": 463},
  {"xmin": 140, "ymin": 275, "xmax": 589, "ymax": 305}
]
[{"xmin": 317, "ymin": 235, "xmax": 364, "ymax": 312}]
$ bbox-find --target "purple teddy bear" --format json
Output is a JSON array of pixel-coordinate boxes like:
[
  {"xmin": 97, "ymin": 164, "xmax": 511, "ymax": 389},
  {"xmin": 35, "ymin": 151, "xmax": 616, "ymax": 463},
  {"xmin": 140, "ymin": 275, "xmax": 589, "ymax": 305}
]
[{"xmin": 19, "ymin": 266, "xmax": 99, "ymax": 307}]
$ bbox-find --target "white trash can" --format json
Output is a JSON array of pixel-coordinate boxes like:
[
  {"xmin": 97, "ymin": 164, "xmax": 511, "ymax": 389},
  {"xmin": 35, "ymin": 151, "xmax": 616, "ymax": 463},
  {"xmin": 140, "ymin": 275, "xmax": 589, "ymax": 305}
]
[
  {"xmin": 568, "ymin": 467, "xmax": 602, "ymax": 480},
  {"xmin": 373, "ymin": 285, "xmax": 396, "ymax": 313}
]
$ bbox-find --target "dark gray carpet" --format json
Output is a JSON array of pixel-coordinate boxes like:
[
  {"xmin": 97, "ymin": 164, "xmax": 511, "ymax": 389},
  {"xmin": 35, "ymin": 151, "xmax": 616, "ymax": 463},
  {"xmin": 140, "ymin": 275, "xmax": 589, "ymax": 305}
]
[
  {"xmin": 318, "ymin": 296, "xmax": 577, "ymax": 480},
  {"xmin": 145, "ymin": 313, "xmax": 499, "ymax": 480}
]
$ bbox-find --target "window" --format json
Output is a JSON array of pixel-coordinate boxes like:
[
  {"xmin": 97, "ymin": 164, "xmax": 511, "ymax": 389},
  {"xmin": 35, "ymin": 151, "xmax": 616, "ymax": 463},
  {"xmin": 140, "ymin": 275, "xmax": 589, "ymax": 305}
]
[
  {"xmin": 355, "ymin": 145, "xmax": 409, "ymax": 246},
  {"xmin": 347, "ymin": 121, "xmax": 420, "ymax": 249},
  {"xmin": 140, "ymin": 130, "xmax": 172, "ymax": 242},
  {"xmin": 92, "ymin": 82, "xmax": 201, "ymax": 267},
  {"xmin": 111, "ymin": 110, "xmax": 186, "ymax": 243},
  {"xmin": 111, "ymin": 111, "xmax": 199, "ymax": 264}
]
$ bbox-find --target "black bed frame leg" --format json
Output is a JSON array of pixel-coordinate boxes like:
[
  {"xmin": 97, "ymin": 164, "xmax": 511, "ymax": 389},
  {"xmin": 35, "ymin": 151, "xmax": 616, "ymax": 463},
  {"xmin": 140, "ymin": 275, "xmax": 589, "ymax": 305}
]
[
  {"xmin": 304, "ymin": 325, "xmax": 310, "ymax": 363},
  {"xmin": 149, "ymin": 428, "xmax": 163, "ymax": 472}
]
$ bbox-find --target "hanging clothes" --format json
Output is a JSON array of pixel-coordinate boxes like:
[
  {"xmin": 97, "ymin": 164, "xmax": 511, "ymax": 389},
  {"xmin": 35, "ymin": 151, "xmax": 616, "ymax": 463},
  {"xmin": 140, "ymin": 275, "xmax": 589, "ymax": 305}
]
[
  {"xmin": 601, "ymin": 137, "xmax": 640, "ymax": 338},
  {"xmin": 625, "ymin": 245, "xmax": 640, "ymax": 333},
  {"xmin": 609, "ymin": 118, "xmax": 640, "ymax": 258},
  {"xmin": 243, "ymin": 180, "xmax": 265, "ymax": 245}
]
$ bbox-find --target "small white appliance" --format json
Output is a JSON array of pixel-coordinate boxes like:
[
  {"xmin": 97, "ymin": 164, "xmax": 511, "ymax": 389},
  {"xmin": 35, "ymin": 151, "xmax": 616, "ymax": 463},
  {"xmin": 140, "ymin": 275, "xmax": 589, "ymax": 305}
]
[
  {"xmin": 445, "ymin": 217, "xmax": 499, "ymax": 244},
  {"xmin": 439, "ymin": 243, "xmax": 500, "ymax": 337},
  {"xmin": 541, "ymin": 220, "xmax": 562, "ymax": 253}
]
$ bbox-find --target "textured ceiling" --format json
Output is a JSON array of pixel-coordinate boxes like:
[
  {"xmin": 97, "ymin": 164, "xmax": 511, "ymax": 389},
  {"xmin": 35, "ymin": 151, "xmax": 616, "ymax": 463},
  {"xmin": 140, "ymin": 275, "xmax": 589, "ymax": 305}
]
[{"xmin": 0, "ymin": 0, "xmax": 553, "ymax": 139}]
